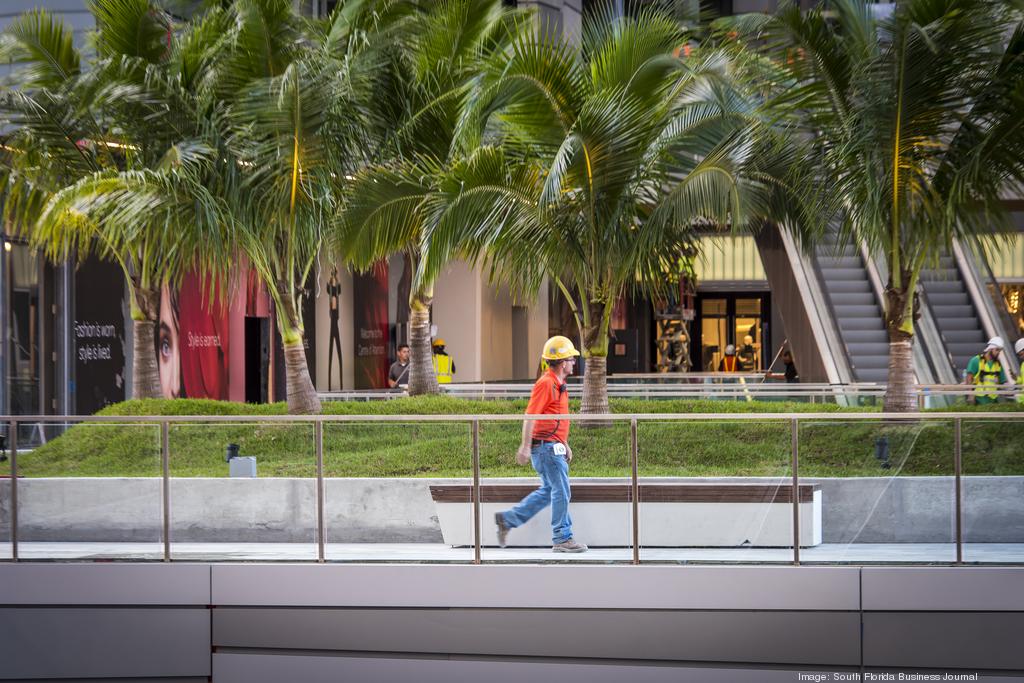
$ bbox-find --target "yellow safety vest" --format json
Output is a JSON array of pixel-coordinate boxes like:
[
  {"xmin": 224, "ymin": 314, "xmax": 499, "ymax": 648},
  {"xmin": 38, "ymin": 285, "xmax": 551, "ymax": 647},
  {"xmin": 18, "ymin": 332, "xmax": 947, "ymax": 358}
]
[
  {"xmin": 1017, "ymin": 371, "xmax": 1024, "ymax": 404},
  {"xmin": 973, "ymin": 356, "xmax": 1002, "ymax": 400},
  {"xmin": 433, "ymin": 353, "xmax": 453, "ymax": 384}
]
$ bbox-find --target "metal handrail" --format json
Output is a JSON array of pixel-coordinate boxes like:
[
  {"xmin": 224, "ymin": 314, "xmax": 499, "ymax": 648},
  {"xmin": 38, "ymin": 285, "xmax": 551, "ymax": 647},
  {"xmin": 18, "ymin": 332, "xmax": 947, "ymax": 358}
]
[
  {"xmin": 317, "ymin": 382, "xmax": 1024, "ymax": 402},
  {"xmin": 3, "ymin": 411, "xmax": 1022, "ymax": 566},
  {"xmin": 0, "ymin": 410, "xmax": 1018, "ymax": 422}
]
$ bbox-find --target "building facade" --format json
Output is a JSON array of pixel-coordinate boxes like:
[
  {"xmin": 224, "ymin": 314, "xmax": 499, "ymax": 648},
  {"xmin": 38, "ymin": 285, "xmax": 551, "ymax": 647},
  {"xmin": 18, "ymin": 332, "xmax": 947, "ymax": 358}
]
[{"xmin": 3, "ymin": 0, "xmax": 1023, "ymax": 421}]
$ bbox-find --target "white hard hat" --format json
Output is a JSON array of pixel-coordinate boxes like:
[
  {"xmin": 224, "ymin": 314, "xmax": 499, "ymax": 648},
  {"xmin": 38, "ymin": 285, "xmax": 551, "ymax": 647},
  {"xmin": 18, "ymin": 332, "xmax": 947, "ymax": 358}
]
[
  {"xmin": 1015, "ymin": 338, "xmax": 1024, "ymax": 355},
  {"xmin": 985, "ymin": 336, "xmax": 1005, "ymax": 351}
]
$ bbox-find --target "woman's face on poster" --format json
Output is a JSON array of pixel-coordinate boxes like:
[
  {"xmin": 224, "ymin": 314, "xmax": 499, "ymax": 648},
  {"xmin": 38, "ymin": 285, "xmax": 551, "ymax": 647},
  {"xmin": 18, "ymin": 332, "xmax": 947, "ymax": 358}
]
[{"xmin": 158, "ymin": 285, "xmax": 181, "ymax": 399}]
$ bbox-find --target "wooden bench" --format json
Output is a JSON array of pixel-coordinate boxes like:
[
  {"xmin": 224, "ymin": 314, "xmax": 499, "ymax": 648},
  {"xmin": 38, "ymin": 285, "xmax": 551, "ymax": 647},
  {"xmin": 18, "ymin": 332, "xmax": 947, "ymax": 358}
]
[{"xmin": 429, "ymin": 483, "xmax": 822, "ymax": 547}]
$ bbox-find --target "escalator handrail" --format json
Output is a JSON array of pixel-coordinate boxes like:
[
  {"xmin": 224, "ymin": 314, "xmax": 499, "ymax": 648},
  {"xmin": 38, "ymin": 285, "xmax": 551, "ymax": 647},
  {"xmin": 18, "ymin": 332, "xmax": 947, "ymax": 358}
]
[{"xmin": 779, "ymin": 223, "xmax": 850, "ymax": 385}]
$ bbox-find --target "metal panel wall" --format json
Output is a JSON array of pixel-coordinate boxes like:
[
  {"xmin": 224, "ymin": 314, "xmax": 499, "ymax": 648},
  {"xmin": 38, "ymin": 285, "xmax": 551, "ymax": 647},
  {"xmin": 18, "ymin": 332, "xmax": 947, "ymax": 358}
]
[
  {"xmin": 210, "ymin": 564, "xmax": 861, "ymax": 610},
  {"xmin": 2, "ymin": 563, "xmax": 1024, "ymax": 678},
  {"xmin": 212, "ymin": 608, "xmax": 860, "ymax": 666},
  {"xmin": 213, "ymin": 653, "xmax": 815, "ymax": 683},
  {"xmin": 0, "ymin": 608, "xmax": 210, "ymax": 680}
]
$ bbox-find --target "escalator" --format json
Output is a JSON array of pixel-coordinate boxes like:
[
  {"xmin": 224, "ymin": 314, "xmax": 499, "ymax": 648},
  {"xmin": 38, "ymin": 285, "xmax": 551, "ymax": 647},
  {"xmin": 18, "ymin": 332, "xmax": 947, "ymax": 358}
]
[
  {"xmin": 756, "ymin": 223, "xmax": 1015, "ymax": 389},
  {"xmin": 920, "ymin": 253, "xmax": 985, "ymax": 378},
  {"xmin": 813, "ymin": 230, "xmax": 889, "ymax": 382}
]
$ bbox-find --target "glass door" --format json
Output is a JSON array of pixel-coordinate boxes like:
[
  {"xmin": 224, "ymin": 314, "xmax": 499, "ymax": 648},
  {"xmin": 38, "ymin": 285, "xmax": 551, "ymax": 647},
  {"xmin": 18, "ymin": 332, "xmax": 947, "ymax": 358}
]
[{"xmin": 693, "ymin": 293, "xmax": 770, "ymax": 372}]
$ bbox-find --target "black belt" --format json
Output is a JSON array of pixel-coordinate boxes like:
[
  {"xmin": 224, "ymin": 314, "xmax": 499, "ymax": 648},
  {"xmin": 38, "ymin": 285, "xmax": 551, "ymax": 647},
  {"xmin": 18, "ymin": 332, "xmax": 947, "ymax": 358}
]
[{"xmin": 532, "ymin": 439, "xmax": 561, "ymax": 447}]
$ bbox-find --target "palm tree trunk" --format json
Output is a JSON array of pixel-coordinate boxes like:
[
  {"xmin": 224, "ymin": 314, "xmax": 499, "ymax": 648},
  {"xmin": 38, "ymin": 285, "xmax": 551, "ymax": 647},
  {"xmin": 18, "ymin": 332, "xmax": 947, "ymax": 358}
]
[
  {"xmin": 883, "ymin": 285, "xmax": 917, "ymax": 412},
  {"xmin": 131, "ymin": 319, "xmax": 161, "ymax": 399},
  {"xmin": 581, "ymin": 353, "xmax": 609, "ymax": 415},
  {"xmin": 283, "ymin": 337, "xmax": 321, "ymax": 415},
  {"xmin": 883, "ymin": 327, "xmax": 916, "ymax": 412},
  {"xmin": 129, "ymin": 283, "xmax": 160, "ymax": 400},
  {"xmin": 276, "ymin": 282, "xmax": 321, "ymax": 415},
  {"xmin": 407, "ymin": 291, "xmax": 439, "ymax": 395},
  {"xmin": 579, "ymin": 300, "xmax": 611, "ymax": 416}
]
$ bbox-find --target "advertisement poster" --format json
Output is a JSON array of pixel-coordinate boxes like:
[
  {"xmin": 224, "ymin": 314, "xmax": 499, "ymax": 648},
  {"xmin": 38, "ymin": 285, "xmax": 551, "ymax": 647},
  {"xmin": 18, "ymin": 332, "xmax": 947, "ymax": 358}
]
[
  {"xmin": 352, "ymin": 262, "xmax": 389, "ymax": 389},
  {"xmin": 157, "ymin": 272, "xmax": 231, "ymax": 400},
  {"xmin": 73, "ymin": 256, "xmax": 127, "ymax": 414}
]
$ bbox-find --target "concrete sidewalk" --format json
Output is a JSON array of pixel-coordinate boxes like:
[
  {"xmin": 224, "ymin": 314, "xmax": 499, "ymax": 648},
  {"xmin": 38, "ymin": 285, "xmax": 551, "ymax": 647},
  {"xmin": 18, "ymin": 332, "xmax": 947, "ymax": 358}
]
[{"xmin": 3, "ymin": 541, "xmax": 1022, "ymax": 563}]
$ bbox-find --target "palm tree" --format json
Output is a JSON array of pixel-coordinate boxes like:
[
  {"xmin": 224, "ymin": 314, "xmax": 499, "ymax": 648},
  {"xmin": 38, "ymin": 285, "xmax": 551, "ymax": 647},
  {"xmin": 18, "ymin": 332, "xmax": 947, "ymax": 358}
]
[
  {"xmin": 448, "ymin": 3, "xmax": 813, "ymax": 414},
  {"xmin": 0, "ymin": 1, "xmax": 231, "ymax": 399},
  {"xmin": 727, "ymin": 0, "xmax": 1024, "ymax": 411},
  {"xmin": 207, "ymin": 0, "xmax": 403, "ymax": 413},
  {"xmin": 333, "ymin": 0, "xmax": 528, "ymax": 396}
]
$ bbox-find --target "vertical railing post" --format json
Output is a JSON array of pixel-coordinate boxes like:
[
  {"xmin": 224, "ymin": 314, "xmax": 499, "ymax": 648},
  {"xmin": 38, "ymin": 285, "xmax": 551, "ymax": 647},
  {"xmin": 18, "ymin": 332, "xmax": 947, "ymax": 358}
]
[
  {"xmin": 954, "ymin": 417, "xmax": 963, "ymax": 565},
  {"xmin": 791, "ymin": 417, "xmax": 800, "ymax": 566},
  {"xmin": 630, "ymin": 418, "xmax": 639, "ymax": 565},
  {"xmin": 161, "ymin": 420, "xmax": 170, "ymax": 563},
  {"xmin": 316, "ymin": 420, "xmax": 325, "ymax": 563},
  {"xmin": 9, "ymin": 420, "xmax": 18, "ymax": 562},
  {"xmin": 472, "ymin": 419, "xmax": 481, "ymax": 565}
]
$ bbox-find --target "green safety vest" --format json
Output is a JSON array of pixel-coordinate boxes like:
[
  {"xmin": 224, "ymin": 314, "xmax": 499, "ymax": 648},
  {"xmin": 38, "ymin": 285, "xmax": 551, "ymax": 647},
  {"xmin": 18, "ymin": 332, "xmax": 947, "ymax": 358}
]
[
  {"xmin": 433, "ymin": 353, "xmax": 454, "ymax": 384},
  {"xmin": 973, "ymin": 355, "xmax": 1003, "ymax": 400},
  {"xmin": 1017, "ymin": 371, "xmax": 1024, "ymax": 404}
]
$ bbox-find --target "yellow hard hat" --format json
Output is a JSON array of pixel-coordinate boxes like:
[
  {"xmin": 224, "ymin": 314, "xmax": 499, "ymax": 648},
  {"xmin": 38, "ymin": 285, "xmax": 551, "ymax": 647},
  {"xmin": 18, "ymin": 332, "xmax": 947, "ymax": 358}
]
[
  {"xmin": 542, "ymin": 335, "xmax": 581, "ymax": 361},
  {"xmin": 432, "ymin": 338, "xmax": 446, "ymax": 347}
]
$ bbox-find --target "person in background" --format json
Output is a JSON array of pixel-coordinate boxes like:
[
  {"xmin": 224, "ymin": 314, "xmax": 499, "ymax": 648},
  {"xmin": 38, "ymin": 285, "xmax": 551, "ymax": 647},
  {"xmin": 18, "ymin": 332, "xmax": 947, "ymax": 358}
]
[
  {"xmin": 432, "ymin": 338, "xmax": 456, "ymax": 384},
  {"xmin": 718, "ymin": 344, "xmax": 738, "ymax": 372},
  {"xmin": 495, "ymin": 335, "xmax": 587, "ymax": 553},
  {"xmin": 388, "ymin": 344, "xmax": 410, "ymax": 388},
  {"xmin": 766, "ymin": 348, "xmax": 799, "ymax": 383},
  {"xmin": 965, "ymin": 337, "xmax": 1007, "ymax": 405},
  {"xmin": 1015, "ymin": 338, "xmax": 1024, "ymax": 404},
  {"xmin": 737, "ymin": 334, "xmax": 758, "ymax": 372}
]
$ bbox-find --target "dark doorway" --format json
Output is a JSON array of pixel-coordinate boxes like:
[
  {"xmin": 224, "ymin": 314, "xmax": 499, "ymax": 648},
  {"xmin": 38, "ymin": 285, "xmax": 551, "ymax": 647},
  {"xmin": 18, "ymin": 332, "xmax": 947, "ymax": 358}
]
[{"xmin": 245, "ymin": 316, "xmax": 270, "ymax": 404}]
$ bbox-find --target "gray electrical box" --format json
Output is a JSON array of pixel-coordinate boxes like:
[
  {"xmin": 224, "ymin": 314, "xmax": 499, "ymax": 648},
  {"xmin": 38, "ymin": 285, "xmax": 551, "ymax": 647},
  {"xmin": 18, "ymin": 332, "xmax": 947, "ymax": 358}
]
[{"xmin": 229, "ymin": 456, "xmax": 257, "ymax": 478}]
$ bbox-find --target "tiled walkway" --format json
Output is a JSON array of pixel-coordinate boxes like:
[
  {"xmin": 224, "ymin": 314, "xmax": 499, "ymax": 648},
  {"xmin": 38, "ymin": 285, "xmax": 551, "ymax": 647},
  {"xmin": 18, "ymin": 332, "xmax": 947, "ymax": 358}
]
[{"xmin": 3, "ymin": 542, "xmax": 1022, "ymax": 563}]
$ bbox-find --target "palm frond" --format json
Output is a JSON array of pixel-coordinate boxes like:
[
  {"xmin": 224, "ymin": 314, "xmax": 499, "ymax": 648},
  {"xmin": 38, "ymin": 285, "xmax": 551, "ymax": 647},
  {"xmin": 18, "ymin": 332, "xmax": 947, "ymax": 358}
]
[{"xmin": 0, "ymin": 8, "xmax": 80, "ymax": 89}]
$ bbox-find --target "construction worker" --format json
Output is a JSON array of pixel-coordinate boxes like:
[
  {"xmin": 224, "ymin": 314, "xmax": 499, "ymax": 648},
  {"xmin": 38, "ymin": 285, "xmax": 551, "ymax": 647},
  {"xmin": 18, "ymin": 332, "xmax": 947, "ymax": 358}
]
[
  {"xmin": 1016, "ymin": 338, "xmax": 1024, "ymax": 404},
  {"xmin": 431, "ymin": 338, "xmax": 456, "ymax": 384},
  {"xmin": 718, "ymin": 344, "xmax": 738, "ymax": 372},
  {"xmin": 965, "ymin": 337, "xmax": 1008, "ymax": 405},
  {"xmin": 494, "ymin": 335, "xmax": 587, "ymax": 553}
]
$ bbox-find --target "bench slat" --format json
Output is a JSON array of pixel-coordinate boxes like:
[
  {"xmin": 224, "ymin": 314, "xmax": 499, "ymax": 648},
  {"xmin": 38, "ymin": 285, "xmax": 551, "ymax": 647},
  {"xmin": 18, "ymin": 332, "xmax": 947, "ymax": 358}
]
[{"xmin": 429, "ymin": 484, "xmax": 819, "ymax": 504}]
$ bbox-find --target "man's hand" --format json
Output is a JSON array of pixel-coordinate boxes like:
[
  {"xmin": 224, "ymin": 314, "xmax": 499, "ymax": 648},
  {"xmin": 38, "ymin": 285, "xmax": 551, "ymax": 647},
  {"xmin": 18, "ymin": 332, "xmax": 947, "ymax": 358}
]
[
  {"xmin": 515, "ymin": 445, "xmax": 531, "ymax": 465},
  {"xmin": 565, "ymin": 445, "xmax": 573, "ymax": 462}
]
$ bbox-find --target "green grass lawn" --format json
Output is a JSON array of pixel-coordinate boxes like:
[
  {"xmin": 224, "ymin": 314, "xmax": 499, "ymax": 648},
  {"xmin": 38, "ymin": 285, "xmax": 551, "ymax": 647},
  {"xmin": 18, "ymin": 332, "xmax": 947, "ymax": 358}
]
[{"xmin": 3, "ymin": 397, "xmax": 1023, "ymax": 478}]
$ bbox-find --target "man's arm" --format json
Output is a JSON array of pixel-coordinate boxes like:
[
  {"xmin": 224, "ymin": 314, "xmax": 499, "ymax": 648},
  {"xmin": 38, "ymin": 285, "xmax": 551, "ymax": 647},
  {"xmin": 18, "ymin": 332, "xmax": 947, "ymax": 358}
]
[
  {"xmin": 517, "ymin": 420, "xmax": 531, "ymax": 465},
  {"xmin": 517, "ymin": 378, "xmax": 548, "ymax": 465},
  {"xmin": 964, "ymin": 356, "xmax": 978, "ymax": 385}
]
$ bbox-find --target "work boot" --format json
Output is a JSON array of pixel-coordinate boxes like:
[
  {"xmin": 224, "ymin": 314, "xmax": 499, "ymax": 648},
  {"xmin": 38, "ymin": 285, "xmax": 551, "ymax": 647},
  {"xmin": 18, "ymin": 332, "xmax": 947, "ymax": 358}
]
[
  {"xmin": 552, "ymin": 538, "xmax": 588, "ymax": 553},
  {"xmin": 495, "ymin": 512, "xmax": 510, "ymax": 548}
]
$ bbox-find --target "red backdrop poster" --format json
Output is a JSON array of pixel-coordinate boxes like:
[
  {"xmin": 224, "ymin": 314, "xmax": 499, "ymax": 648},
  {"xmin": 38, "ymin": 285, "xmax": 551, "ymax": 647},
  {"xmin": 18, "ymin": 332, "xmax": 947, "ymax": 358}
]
[{"xmin": 353, "ymin": 262, "xmax": 389, "ymax": 389}]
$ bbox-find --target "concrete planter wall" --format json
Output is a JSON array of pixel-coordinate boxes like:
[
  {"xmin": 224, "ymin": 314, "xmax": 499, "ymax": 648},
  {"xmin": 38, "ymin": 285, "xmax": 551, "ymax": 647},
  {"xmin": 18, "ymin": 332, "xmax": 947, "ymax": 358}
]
[{"xmin": 1, "ymin": 476, "xmax": 1022, "ymax": 544}]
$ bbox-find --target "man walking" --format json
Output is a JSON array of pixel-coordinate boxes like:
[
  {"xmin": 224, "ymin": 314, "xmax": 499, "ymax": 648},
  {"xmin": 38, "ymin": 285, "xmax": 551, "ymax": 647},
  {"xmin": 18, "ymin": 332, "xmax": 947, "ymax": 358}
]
[{"xmin": 495, "ymin": 335, "xmax": 587, "ymax": 553}]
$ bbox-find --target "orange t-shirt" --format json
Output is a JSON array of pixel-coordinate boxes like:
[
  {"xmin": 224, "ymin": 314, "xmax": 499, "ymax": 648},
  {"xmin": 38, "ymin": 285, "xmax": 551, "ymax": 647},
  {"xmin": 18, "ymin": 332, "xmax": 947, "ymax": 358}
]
[{"xmin": 526, "ymin": 369, "xmax": 570, "ymax": 444}]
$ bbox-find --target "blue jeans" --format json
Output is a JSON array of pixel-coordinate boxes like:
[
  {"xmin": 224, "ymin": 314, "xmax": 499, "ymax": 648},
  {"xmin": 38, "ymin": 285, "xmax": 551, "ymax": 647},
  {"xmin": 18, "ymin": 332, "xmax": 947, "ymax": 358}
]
[{"xmin": 499, "ymin": 441, "xmax": 572, "ymax": 544}]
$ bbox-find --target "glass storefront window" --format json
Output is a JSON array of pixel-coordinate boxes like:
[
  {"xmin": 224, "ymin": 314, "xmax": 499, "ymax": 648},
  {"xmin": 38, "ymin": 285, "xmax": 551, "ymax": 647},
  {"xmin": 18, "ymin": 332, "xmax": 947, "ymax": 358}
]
[{"xmin": 694, "ymin": 294, "xmax": 769, "ymax": 372}]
